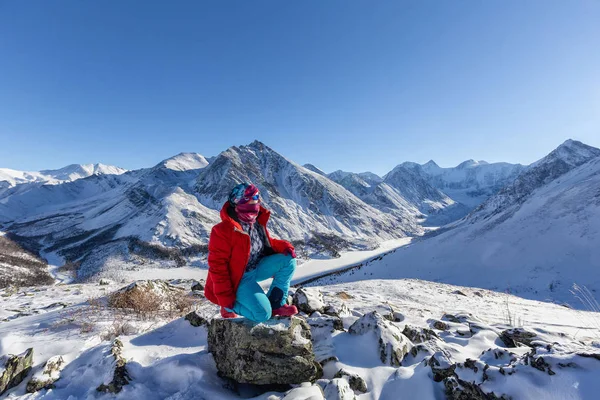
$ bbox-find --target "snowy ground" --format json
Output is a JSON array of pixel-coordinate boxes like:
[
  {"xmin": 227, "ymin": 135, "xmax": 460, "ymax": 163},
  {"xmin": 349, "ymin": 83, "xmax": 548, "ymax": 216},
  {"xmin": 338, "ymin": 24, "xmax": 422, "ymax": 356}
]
[{"xmin": 1, "ymin": 277, "xmax": 599, "ymax": 399}]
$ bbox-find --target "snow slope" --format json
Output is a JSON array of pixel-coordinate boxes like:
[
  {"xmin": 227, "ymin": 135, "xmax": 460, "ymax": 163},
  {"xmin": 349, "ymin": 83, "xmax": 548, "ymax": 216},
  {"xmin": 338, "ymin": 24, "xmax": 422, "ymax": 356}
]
[
  {"xmin": 0, "ymin": 278, "xmax": 598, "ymax": 399},
  {"xmin": 325, "ymin": 141, "xmax": 600, "ymax": 305}
]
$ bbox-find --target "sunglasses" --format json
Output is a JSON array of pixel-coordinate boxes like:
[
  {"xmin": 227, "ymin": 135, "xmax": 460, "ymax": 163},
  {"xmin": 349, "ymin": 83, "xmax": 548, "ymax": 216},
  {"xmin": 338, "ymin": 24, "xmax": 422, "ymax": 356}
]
[{"xmin": 245, "ymin": 194, "xmax": 260, "ymax": 201}]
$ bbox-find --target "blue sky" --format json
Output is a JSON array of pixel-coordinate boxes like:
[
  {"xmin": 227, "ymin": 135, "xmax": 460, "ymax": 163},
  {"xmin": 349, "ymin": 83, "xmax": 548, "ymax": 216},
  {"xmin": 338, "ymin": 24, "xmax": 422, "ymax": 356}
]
[{"xmin": 1, "ymin": 1, "xmax": 599, "ymax": 176}]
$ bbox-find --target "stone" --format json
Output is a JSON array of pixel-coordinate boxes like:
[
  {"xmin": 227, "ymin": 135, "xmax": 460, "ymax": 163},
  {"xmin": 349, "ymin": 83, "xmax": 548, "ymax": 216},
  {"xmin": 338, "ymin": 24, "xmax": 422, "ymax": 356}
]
[
  {"xmin": 324, "ymin": 378, "xmax": 356, "ymax": 400},
  {"xmin": 427, "ymin": 353, "xmax": 456, "ymax": 382},
  {"xmin": 307, "ymin": 315, "xmax": 344, "ymax": 332},
  {"xmin": 208, "ymin": 316, "xmax": 322, "ymax": 385},
  {"xmin": 26, "ymin": 355, "xmax": 65, "ymax": 393},
  {"xmin": 0, "ymin": 348, "xmax": 34, "ymax": 395},
  {"xmin": 96, "ymin": 339, "xmax": 131, "ymax": 393},
  {"xmin": 499, "ymin": 328, "xmax": 538, "ymax": 348},
  {"xmin": 433, "ymin": 320, "xmax": 449, "ymax": 331},
  {"xmin": 403, "ymin": 325, "xmax": 439, "ymax": 344},
  {"xmin": 323, "ymin": 303, "xmax": 351, "ymax": 318},
  {"xmin": 333, "ymin": 369, "xmax": 367, "ymax": 393},
  {"xmin": 293, "ymin": 288, "xmax": 326, "ymax": 314},
  {"xmin": 99, "ymin": 278, "xmax": 112, "ymax": 286},
  {"xmin": 191, "ymin": 280, "xmax": 205, "ymax": 292},
  {"xmin": 348, "ymin": 311, "xmax": 412, "ymax": 366},
  {"xmin": 184, "ymin": 311, "xmax": 208, "ymax": 327},
  {"xmin": 444, "ymin": 376, "xmax": 509, "ymax": 400}
]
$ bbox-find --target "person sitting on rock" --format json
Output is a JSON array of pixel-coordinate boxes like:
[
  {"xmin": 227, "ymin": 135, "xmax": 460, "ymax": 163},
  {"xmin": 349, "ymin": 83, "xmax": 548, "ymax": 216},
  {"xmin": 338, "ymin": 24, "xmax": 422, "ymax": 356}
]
[{"xmin": 204, "ymin": 182, "xmax": 299, "ymax": 322}]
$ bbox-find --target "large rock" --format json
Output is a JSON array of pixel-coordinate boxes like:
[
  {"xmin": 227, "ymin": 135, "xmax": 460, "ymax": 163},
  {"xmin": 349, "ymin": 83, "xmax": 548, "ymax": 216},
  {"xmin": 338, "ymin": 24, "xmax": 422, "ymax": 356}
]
[
  {"xmin": 1, "ymin": 348, "xmax": 34, "ymax": 395},
  {"xmin": 348, "ymin": 311, "xmax": 412, "ymax": 366},
  {"xmin": 293, "ymin": 288, "xmax": 326, "ymax": 314},
  {"xmin": 208, "ymin": 316, "xmax": 322, "ymax": 385}
]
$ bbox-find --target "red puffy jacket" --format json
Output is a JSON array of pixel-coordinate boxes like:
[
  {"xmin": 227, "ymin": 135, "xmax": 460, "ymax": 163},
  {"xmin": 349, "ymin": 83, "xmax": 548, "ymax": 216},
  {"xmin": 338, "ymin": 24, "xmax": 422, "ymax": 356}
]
[{"xmin": 204, "ymin": 201, "xmax": 294, "ymax": 308}]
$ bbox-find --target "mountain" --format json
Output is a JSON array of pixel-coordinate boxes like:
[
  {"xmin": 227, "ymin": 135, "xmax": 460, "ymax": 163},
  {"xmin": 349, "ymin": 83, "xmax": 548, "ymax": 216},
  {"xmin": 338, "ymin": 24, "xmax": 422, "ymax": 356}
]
[
  {"xmin": 398, "ymin": 159, "xmax": 524, "ymax": 210},
  {"xmin": 327, "ymin": 170, "xmax": 422, "ymax": 222},
  {"xmin": 0, "ymin": 157, "xmax": 217, "ymax": 282},
  {"xmin": 0, "ymin": 142, "xmax": 422, "ymax": 284},
  {"xmin": 326, "ymin": 140, "xmax": 600, "ymax": 304},
  {"xmin": 195, "ymin": 141, "xmax": 422, "ymax": 242},
  {"xmin": 0, "ymin": 163, "xmax": 127, "ymax": 188}
]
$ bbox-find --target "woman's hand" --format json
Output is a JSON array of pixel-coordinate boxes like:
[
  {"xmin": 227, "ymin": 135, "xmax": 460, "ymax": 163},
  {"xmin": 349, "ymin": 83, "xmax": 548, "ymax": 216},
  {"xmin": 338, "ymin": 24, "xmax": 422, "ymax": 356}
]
[{"xmin": 283, "ymin": 244, "xmax": 296, "ymax": 258}]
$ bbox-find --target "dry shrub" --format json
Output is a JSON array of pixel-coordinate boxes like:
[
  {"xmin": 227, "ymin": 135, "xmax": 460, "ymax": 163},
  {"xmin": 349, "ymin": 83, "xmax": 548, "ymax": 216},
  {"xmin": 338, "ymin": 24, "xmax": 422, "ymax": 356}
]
[
  {"xmin": 108, "ymin": 288, "xmax": 163, "ymax": 319},
  {"xmin": 100, "ymin": 320, "xmax": 137, "ymax": 341}
]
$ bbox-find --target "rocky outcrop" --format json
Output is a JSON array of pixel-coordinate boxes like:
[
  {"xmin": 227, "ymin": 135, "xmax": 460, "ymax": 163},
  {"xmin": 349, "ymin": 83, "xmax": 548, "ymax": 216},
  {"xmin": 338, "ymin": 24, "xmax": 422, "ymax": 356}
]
[
  {"xmin": 333, "ymin": 369, "xmax": 368, "ymax": 393},
  {"xmin": 403, "ymin": 325, "xmax": 439, "ymax": 344},
  {"xmin": 0, "ymin": 348, "xmax": 34, "ymax": 395},
  {"xmin": 293, "ymin": 288, "xmax": 325, "ymax": 314},
  {"xmin": 208, "ymin": 316, "xmax": 322, "ymax": 385},
  {"xmin": 348, "ymin": 311, "xmax": 412, "ymax": 366},
  {"xmin": 96, "ymin": 339, "xmax": 131, "ymax": 394},
  {"xmin": 26, "ymin": 355, "xmax": 65, "ymax": 393},
  {"xmin": 324, "ymin": 378, "xmax": 356, "ymax": 400}
]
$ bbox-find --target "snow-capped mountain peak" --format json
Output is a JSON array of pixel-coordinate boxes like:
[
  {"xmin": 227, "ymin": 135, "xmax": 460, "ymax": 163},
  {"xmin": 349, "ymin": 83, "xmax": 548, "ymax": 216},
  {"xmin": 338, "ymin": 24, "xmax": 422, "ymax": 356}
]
[
  {"xmin": 159, "ymin": 153, "xmax": 209, "ymax": 171},
  {"xmin": 0, "ymin": 163, "xmax": 127, "ymax": 188}
]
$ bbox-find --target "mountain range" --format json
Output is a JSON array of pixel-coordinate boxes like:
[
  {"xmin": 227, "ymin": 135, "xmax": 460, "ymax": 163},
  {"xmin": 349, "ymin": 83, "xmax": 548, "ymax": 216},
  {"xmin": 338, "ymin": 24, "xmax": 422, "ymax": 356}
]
[
  {"xmin": 315, "ymin": 139, "xmax": 600, "ymax": 304},
  {"xmin": 0, "ymin": 139, "xmax": 598, "ymax": 297}
]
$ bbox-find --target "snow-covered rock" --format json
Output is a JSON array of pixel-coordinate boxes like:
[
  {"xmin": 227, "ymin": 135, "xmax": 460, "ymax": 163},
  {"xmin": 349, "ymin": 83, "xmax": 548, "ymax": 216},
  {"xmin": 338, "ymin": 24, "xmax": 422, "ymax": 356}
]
[
  {"xmin": 26, "ymin": 355, "xmax": 65, "ymax": 393},
  {"xmin": 0, "ymin": 163, "xmax": 126, "ymax": 189},
  {"xmin": 348, "ymin": 311, "xmax": 412, "ymax": 366},
  {"xmin": 294, "ymin": 287, "xmax": 326, "ymax": 314}
]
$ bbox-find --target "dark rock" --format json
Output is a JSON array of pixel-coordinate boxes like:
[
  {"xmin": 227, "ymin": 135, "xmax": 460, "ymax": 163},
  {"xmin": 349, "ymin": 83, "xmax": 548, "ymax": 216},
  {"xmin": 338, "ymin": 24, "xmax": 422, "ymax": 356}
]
[
  {"xmin": 96, "ymin": 339, "xmax": 131, "ymax": 393},
  {"xmin": 208, "ymin": 316, "xmax": 322, "ymax": 385},
  {"xmin": 334, "ymin": 369, "xmax": 368, "ymax": 393},
  {"xmin": 184, "ymin": 311, "xmax": 208, "ymax": 327},
  {"xmin": 500, "ymin": 328, "xmax": 538, "ymax": 348},
  {"xmin": 403, "ymin": 325, "xmax": 439, "ymax": 344},
  {"xmin": 0, "ymin": 348, "xmax": 34, "ymax": 395},
  {"xmin": 452, "ymin": 290, "xmax": 468, "ymax": 297},
  {"xmin": 427, "ymin": 354, "xmax": 456, "ymax": 382},
  {"xmin": 191, "ymin": 280, "xmax": 205, "ymax": 292},
  {"xmin": 348, "ymin": 311, "xmax": 412, "ymax": 366},
  {"xmin": 433, "ymin": 320, "xmax": 449, "ymax": 331},
  {"xmin": 444, "ymin": 376, "xmax": 509, "ymax": 400}
]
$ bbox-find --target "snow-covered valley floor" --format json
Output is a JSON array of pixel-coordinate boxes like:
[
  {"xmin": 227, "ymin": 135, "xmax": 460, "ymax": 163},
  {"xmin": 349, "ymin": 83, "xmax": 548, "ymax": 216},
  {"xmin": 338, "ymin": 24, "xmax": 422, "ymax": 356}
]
[{"xmin": 1, "ymin": 276, "xmax": 599, "ymax": 399}]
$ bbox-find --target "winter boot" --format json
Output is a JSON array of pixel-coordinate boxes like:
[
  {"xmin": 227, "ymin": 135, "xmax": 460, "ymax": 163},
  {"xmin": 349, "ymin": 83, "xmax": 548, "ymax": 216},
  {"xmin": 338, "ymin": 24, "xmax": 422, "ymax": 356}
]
[
  {"xmin": 220, "ymin": 307, "xmax": 238, "ymax": 319},
  {"xmin": 269, "ymin": 287, "xmax": 298, "ymax": 317},
  {"xmin": 272, "ymin": 304, "xmax": 299, "ymax": 317}
]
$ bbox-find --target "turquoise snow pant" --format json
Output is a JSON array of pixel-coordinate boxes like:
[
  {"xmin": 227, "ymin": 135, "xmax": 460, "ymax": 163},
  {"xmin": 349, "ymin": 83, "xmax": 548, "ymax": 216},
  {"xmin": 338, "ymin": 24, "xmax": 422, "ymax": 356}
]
[{"xmin": 232, "ymin": 254, "xmax": 296, "ymax": 323}]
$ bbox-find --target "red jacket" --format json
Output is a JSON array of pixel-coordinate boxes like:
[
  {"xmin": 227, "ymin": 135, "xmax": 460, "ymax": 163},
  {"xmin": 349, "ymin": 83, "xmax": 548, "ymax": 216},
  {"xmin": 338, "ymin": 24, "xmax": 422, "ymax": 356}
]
[{"xmin": 204, "ymin": 201, "xmax": 294, "ymax": 308}]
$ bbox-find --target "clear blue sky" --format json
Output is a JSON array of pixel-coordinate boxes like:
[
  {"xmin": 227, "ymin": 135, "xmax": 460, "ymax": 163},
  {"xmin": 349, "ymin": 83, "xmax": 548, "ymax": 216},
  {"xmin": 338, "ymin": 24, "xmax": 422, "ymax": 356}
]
[{"xmin": 1, "ymin": 1, "xmax": 599, "ymax": 175}]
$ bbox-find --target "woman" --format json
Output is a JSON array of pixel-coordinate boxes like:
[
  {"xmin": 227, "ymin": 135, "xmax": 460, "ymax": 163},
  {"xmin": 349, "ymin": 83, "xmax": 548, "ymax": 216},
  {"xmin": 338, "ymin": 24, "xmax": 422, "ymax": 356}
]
[{"xmin": 204, "ymin": 183, "xmax": 299, "ymax": 322}]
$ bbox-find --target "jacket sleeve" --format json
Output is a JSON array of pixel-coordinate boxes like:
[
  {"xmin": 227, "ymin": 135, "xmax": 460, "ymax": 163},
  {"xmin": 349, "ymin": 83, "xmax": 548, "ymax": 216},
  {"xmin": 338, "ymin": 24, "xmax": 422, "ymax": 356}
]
[
  {"xmin": 207, "ymin": 225, "xmax": 236, "ymax": 308},
  {"xmin": 270, "ymin": 237, "xmax": 294, "ymax": 254}
]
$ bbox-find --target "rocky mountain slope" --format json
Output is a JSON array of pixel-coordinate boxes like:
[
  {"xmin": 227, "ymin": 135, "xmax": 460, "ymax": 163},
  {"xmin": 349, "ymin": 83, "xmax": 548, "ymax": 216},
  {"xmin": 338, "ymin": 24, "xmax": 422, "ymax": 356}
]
[
  {"xmin": 0, "ymin": 278, "xmax": 598, "ymax": 399},
  {"xmin": 323, "ymin": 140, "xmax": 600, "ymax": 305}
]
